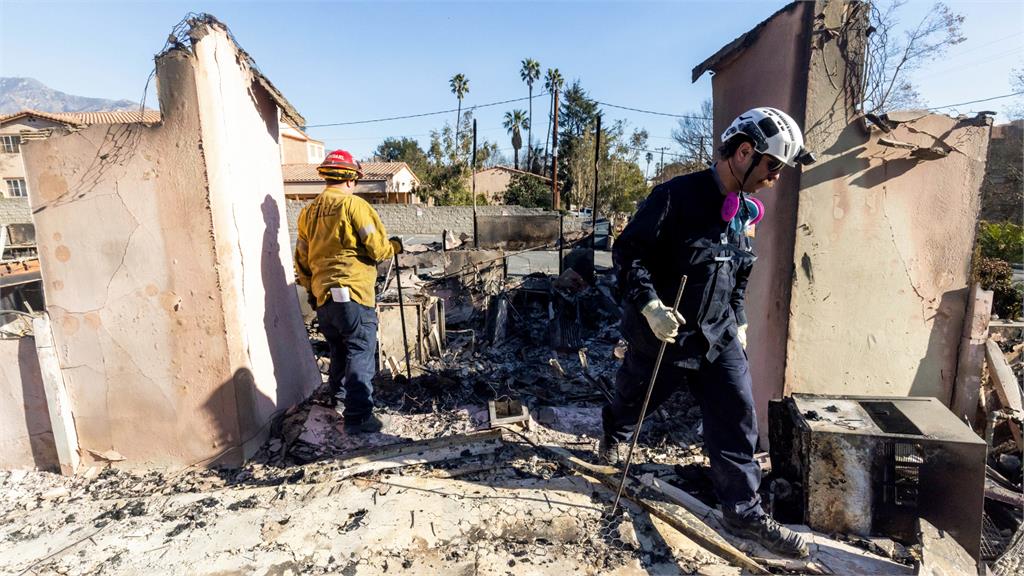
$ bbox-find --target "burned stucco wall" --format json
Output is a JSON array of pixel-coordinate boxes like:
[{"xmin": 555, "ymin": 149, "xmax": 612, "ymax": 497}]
[
  {"xmin": 190, "ymin": 24, "xmax": 319, "ymax": 458},
  {"xmin": 20, "ymin": 22, "xmax": 318, "ymax": 468},
  {"xmin": 787, "ymin": 113, "xmax": 990, "ymax": 402},
  {"xmin": 698, "ymin": 0, "xmax": 989, "ymax": 439},
  {"xmin": 0, "ymin": 336, "xmax": 58, "ymax": 470},
  {"xmin": 697, "ymin": 0, "xmax": 816, "ymax": 440}
]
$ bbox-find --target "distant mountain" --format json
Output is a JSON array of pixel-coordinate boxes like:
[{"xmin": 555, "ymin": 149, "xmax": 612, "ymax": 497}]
[{"xmin": 0, "ymin": 77, "xmax": 136, "ymax": 115}]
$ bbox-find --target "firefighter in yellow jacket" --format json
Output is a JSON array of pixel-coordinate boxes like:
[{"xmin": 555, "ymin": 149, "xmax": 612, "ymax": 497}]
[{"xmin": 295, "ymin": 149, "xmax": 402, "ymax": 434}]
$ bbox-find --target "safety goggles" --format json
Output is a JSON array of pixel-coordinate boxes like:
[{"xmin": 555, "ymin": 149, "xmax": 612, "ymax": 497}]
[{"xmin": 764, "ymin": 155, "xmax": 785, "ymax": 173}]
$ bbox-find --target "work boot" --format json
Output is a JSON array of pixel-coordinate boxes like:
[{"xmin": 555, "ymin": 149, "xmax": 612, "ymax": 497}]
[
  {"xmin": 598, "ymin": 436, "xmax": 622, "ymax": 466},
  {"xmin": 721, "ymin": 513, "xmax": 810, "ymax": 558},
  {"xmin": 343, "ymin": 413, "xmax": 390, "ymax": 435}
]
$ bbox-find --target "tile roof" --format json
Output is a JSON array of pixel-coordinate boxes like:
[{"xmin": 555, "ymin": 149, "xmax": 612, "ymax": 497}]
[
  {"xmin": 282, "ymin": 162, "xmax": 418, "ymax": 183},
  {"xmin": 0, "ymin": 109, "xmax": 162, "ymax": 127}
]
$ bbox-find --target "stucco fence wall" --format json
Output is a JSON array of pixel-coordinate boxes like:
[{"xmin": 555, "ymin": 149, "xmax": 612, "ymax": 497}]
[{"xmin": 285, "ymin": 201, "xmax": 590, "ymax": 250}]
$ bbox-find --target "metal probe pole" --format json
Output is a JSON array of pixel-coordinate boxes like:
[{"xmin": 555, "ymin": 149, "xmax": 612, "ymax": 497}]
[
  {"xmin": 394, "ymin": 250, "xmax": 413, "ymax": 383},
  {"xmin": 610, "ymin": 275, "xmax": 687, "ymax": 514}
]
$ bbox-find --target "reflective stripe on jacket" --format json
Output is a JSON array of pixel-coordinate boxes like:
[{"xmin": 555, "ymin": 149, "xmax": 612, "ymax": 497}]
[{"xmin": 295, "ymin": 187, "xmax": 395, "ymax": 308}]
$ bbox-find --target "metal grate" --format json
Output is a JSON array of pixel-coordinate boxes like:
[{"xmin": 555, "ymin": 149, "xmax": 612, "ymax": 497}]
[
  {"xmin": 881, "ymin": 441, "xmax": 923, "ymax": 507},
  {"xmin": 981, "ymin": 513, "xmax": 1012, "ymax": 560}
]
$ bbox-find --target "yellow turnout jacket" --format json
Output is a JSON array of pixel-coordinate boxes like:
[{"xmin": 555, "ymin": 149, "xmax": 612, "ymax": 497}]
[{"xmin": 295, "ymin": 186, "xmax": 395, "ymax": 308}]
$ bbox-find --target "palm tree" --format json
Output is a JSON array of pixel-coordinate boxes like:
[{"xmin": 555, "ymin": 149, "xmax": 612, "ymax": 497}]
[
  {"xmin": 542, "ymin": 68, "xmax": 563, "ymax": 172},
  {"xmin": 520, "ymin": 59, "xmax": 540, "ymax": 169},
  {"xmin": 449, "ymin": 73, "xmax": 469, "ymax": 147},
  {"xmin": 503, "ymin": 110, "xmax": 529, "ymax": 170},
  {"xmin": 645, "ymin": 152, "xmax": 654, "ymax": 180}
]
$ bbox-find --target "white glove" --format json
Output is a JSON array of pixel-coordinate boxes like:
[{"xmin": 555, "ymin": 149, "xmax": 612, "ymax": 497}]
[
  {"xmin": 737, "ymin": 323, "xmax": 748, "ymax": 349},
  {"xmin": 641, "ymin": 299, "xmax": 686, "ymax": 343}
]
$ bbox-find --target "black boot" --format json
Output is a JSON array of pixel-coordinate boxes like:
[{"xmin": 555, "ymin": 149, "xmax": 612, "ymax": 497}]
[
  {"xmin": 598, "ymin": 436, "xmax": 622, "ymax": 466},
  {"xmin": 721, "ymin": 513, "xmax": 809, "ymax": 558},
  {"xmin": 343, "ymin": 413, "xmax": 390, "ymax": 434}
]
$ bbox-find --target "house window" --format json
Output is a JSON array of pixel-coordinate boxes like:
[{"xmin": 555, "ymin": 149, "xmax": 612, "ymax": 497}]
[
  {"xmin": 5, "ymin": 178, "xmax": 27, "ymax": 197},
  {"xmin": 1, "ymin": 135, "xmax": 20, "ymax": 154}
]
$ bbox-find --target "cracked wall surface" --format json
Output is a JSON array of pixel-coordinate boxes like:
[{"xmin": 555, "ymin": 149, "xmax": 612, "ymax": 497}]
[
  {"xmin": 786, "ymin": 113, "xmax": 990, "ymax": 402},
  {"xmin": 20, "ymin": 23, "xmax": 318, "ymax": 468}
]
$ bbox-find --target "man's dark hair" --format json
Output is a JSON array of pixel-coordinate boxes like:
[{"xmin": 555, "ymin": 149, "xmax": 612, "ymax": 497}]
[{"xmin": 717, "ymin": 134, "xmax": 754, "ymax": 159}]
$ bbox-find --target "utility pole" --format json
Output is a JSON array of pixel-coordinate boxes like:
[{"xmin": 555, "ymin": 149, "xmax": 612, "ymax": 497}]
[
  {"xmin": 592, "ymin": 113, "xmax": 601, "ymax": 250},
  {"xmin": 551, "ymin": 88, "xmax": 560, "ymax": 211},
  {"xmin": 472, "ymin": 118, "xmax": 478, "ymax": 246}
]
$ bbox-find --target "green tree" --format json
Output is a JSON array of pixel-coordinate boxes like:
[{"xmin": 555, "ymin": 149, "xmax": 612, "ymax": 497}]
[
  {"xmin": 502, "ymin": 109, "xmax": 529, "ymax": 170},
  {"xmin": 422, "ymin": 110, "xmax": 501, "ymax": 205},
  {"xmin": 373, "ymin": 137, "xmax": 429, "ymax": 180},
  {"xmin": 559, "ymin": 80, "xmax": 598, "ymax": 139},
  {"xmin": 542, "ymin": 68, "xmax": 564, "ymax": 172},
  {"xmin": 560, "ymin": 117, "xmax": 649, "ymax": 215},
  {"xmin": 503, "ymin": 173, "xmax": 550, "ymax": 208},
  {"xmin": 449, "ymin": 73, "xmax": 469, "ymax": 148},
  {"xmin": 520, "ymin": 58, "xmax": 541, "ymax": 169}
]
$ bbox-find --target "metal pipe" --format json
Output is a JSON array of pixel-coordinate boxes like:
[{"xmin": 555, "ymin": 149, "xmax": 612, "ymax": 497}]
[
  {"xmin": 394, "ymin": 251, "xmax": 413, "ymax": 383},
  {"xmin": 551, "ymin": 88, "xmax": 560, "ymax": 211},
  {"xmin": 611, "ymin": 275, "xmax": 688, "ymax": 514}
]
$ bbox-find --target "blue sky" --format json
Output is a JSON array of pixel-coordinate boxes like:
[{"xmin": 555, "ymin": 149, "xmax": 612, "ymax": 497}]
[{"xmin": 2, "ymin": 0, "xmax": 1022, "ymax": 162}]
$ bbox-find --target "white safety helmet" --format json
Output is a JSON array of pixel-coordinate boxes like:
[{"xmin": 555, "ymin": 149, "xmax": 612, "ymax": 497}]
[{"xmin": 721, "ymin": 107, "xmax": 816, "ymax": 167}]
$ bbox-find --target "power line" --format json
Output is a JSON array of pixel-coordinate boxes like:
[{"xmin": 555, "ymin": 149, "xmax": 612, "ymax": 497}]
[
  {"xmin": 305, "ymin": 92, "xmax": 549, "ymax": 128},
  {"xmin": 306, "ymin": 93, "xmax": 711, "ymax": 129},
  {"xmin": 594, "ymin": 100, "xmax": 710, "ymax": 120},
  {"xmin": 927, "ymin": 90, "xmax": 1024, "ymax": 110}
]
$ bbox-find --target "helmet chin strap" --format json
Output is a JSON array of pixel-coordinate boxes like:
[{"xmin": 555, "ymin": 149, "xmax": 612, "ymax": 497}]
[{"xmin": 727, "ymin": 152, "xmax": 762, "ymax": 193}]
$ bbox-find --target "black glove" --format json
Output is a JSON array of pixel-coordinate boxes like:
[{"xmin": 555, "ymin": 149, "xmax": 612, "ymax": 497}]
[
  {"xmin": 306, "ymin": 290, "xmax": 318, "ymax": 311},
  {"xmin": 389, "ymin": 236, "xmax": 404, "ymax": 255}
]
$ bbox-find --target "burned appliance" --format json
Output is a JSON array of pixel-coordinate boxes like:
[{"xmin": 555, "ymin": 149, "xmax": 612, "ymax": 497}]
[{"xmin": 769, "ymin": 394, "xmax": 986, "ymax": 561}]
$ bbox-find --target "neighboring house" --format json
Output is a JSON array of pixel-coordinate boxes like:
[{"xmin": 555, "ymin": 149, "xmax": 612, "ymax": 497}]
[
  {"xmin": 282, "ymin": 162, "xmax": 421, "ymax": 204},
  {"xmin": 280, "ymin": 119, "xmax": 325, "ymax": 164},
  {"xmin": 472, "ymin": 166, "xmax": 550, "ymax": 205},
  {"xmin": 0, "ymin": 109, "xmax": 160, "ymax": 233}
]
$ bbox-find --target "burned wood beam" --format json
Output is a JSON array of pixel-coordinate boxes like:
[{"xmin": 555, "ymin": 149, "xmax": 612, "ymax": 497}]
[
  {"xmin": 986, "ymin": 338, "xmax": 1023, "ymax": 449},
  {"xmin": 952, "ymin": 283, "xmax": 993, "ymax": 427},
  {"xmin": 333, "ymin": 429, "xmax": 504, "ymax": 481},
  {"xmin": 514, "ymin": 436, "xmax": 769, "ymax": 574}
]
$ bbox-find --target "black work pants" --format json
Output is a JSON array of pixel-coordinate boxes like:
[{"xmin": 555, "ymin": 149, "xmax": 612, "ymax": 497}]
[
  {"xmin": 316, "ymin": 300, "xmax": 379, "ymax": 422},
  {"xmin": 602, "ymin": 336, "xmax": 764, "ymax": 520}
]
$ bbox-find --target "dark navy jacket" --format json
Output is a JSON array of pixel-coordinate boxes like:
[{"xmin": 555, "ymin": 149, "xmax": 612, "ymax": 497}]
[{"xmin": 614, "ymin": 168, "xmax": 755, "ymax": 369}]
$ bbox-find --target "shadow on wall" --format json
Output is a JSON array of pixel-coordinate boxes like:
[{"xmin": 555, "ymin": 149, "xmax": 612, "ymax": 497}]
[
  {"xmin": 201, "ymin": 367, "xmax": 274, "ymax": 468},
  {"xmin": 261, "ymin": 195, "xmax": 291, "ymax": 408},
  {"xmin": 18, "ymin": 336, "xmax": 59, "ymax": 471},
  {"xmin": 798, "ymin": 121, "xmax": 871, "ymax": 191},
  {"xmin": 911, "ymin": 288, "xmax": 969, "ymax": 402}
]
